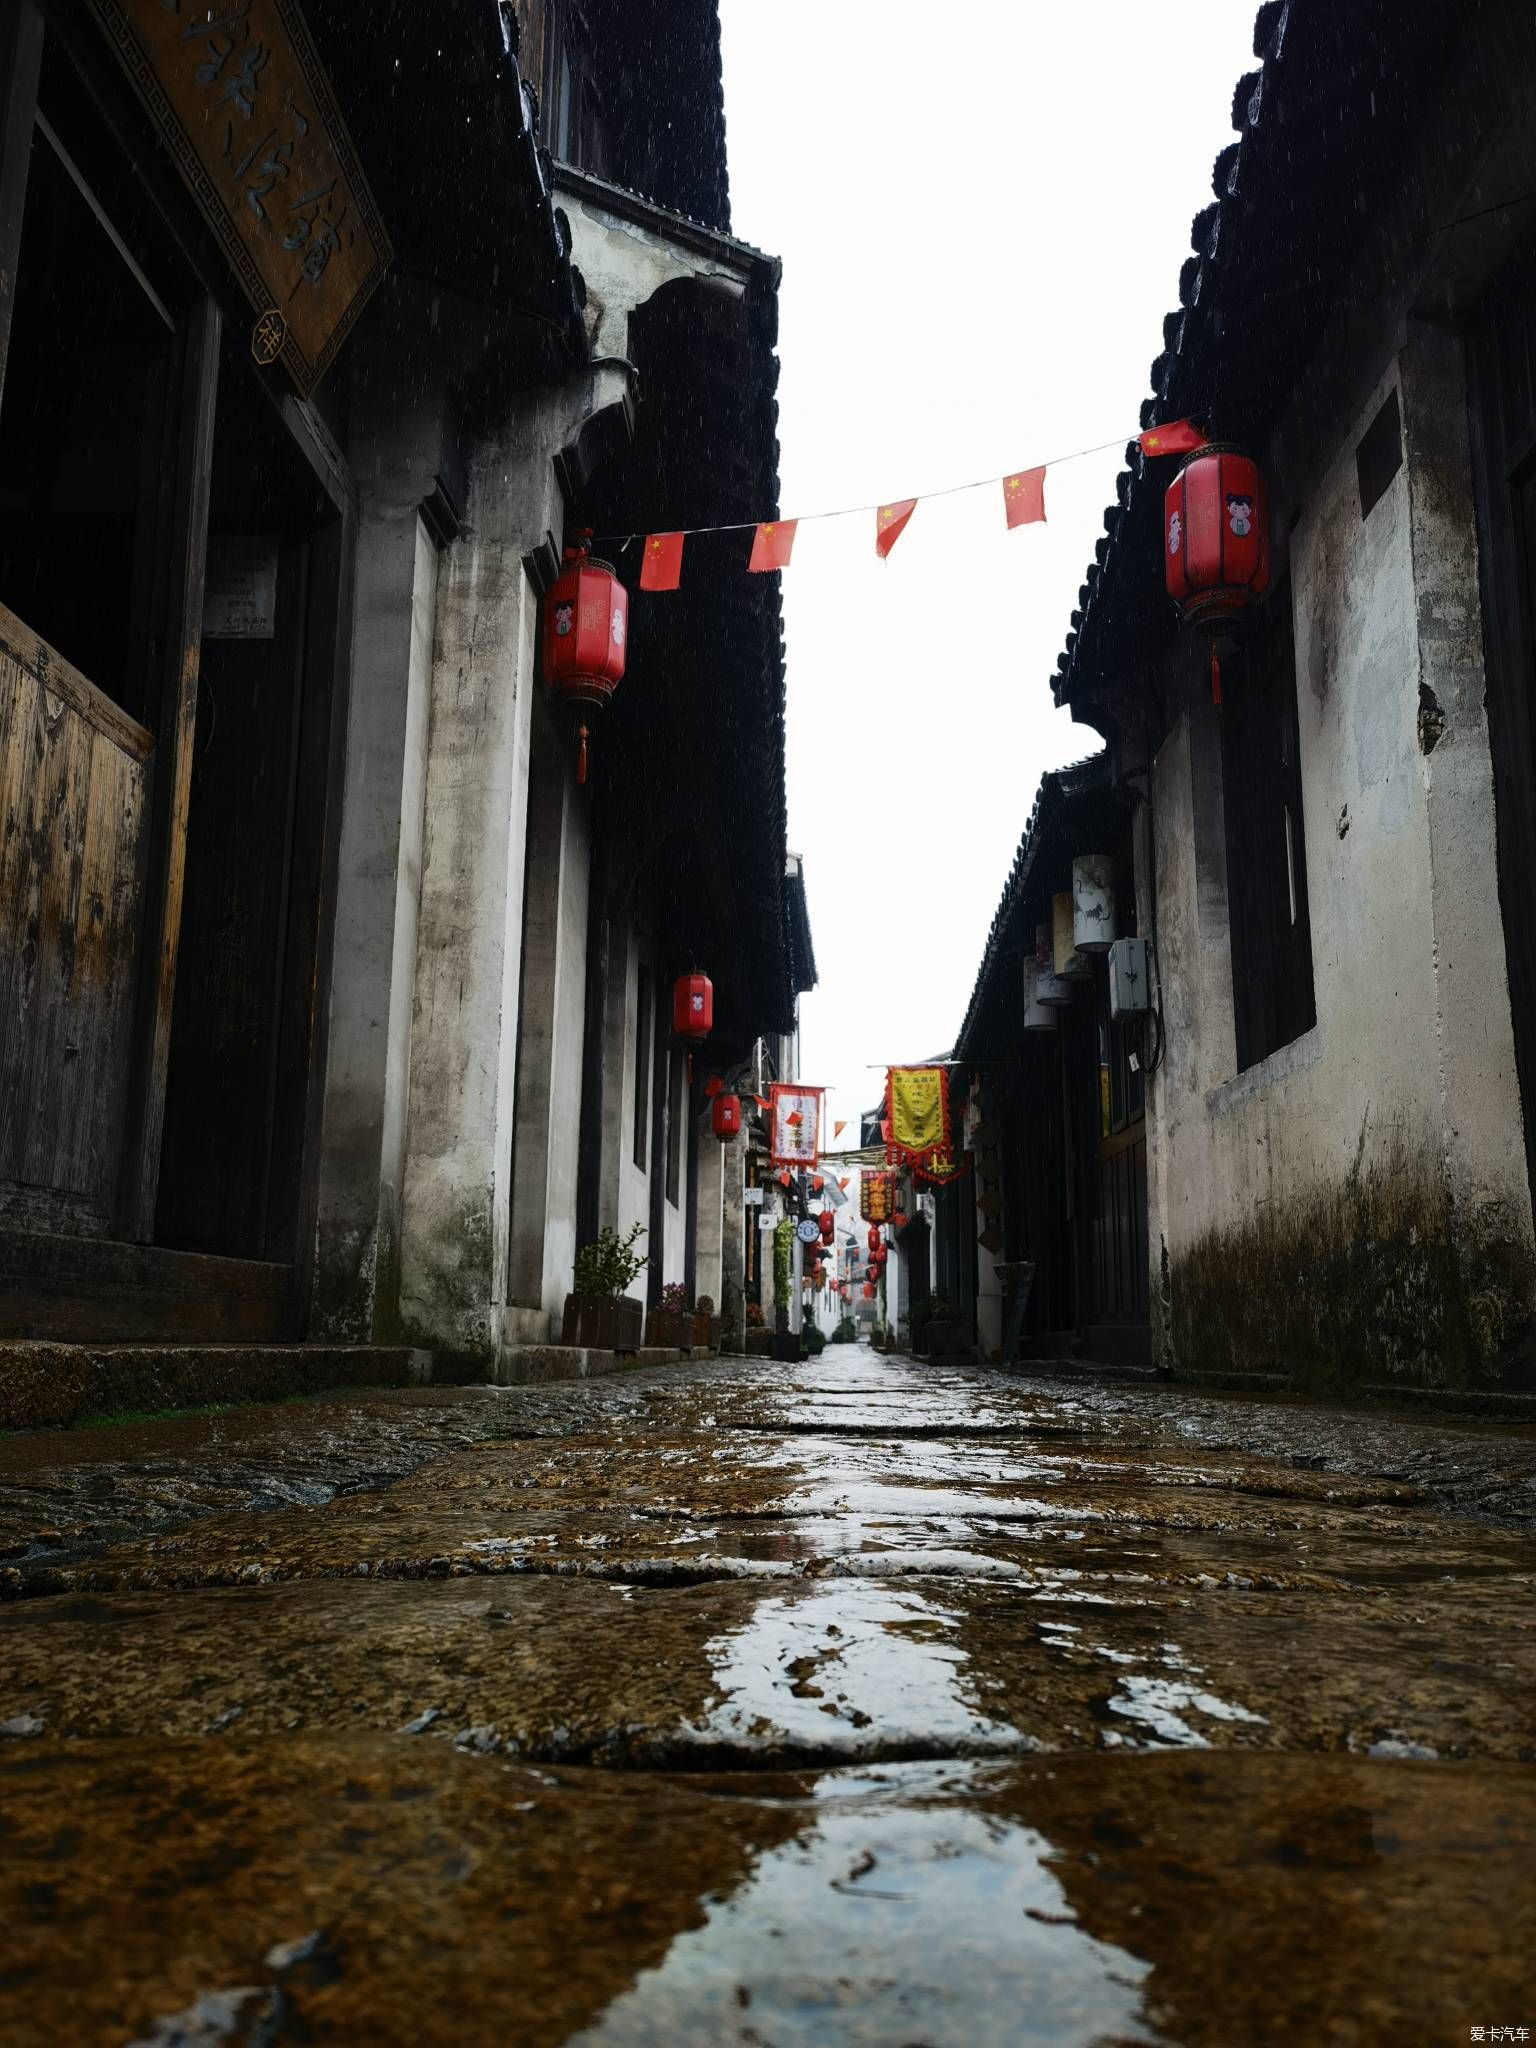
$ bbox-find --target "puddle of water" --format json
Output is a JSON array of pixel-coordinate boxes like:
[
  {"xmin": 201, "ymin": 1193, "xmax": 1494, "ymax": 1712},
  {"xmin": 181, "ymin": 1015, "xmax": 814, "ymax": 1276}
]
[
  {"xmin": 1103, "ymin": 1673, "xmax": 1269, "ymax": 1748},
  {"xmin": 687, "ymin": 1583, "xmax": 1022, "ymax": 1757},
  {"xmin": 566, "ymin": 1762, "xmax": 1160, "ymax": 2048}
]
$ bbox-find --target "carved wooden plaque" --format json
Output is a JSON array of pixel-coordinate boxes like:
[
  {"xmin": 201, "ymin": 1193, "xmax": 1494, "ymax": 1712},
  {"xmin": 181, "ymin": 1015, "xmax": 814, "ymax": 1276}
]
[{"xmin": 87, "ymin": 0, "xmax": 391, "ymax": 394}]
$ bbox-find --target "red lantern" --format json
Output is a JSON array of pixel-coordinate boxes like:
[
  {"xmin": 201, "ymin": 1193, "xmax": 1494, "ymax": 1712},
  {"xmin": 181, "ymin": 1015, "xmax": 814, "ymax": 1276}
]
[
  {"xmin": 541, "ymin": 537, "xmax": 628, "ymax": 784},
  {"xmin": 1163, "ymin": 448, "xmax": 1269, "ymax": 628},
  {"xmin": 672, "ymin": 973, "xmax": 713, "ymax": 1040},
  {"xmin": 892, "ymin": 1210, "xmax": 908, "ymax": 1229},
  {"xmin": 818, "ymin": 1211, "xmax": 835, "ymax": 1243},
  {"xmin": 711, "ymin": 1093, "xmax": 741, "ymax": 1140},
  {"xmin": 703, "ymin": 1075, "xmax": 724, "ymax": 1100},
  {"xmin": 862, "ymin": 1283, "xmax": 875, "ymax": 1299},
  {"xmin": 867, "ymin": 1226, "xmax": 881, "ymax": 1251}
]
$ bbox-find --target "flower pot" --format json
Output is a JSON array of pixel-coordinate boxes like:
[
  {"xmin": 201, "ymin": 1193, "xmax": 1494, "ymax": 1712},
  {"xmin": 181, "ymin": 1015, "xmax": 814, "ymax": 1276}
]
[
  {"xmin": 645, "ymin": 1308, "xmax": 687, "ymax": 1349},
  {"xmin": 691, "ymin": 1312, "xmax": 719, "ymax": 1352},
  {"xmin": 561, "ymin": 1295, "xmax": 644, "ymax": 1351}
]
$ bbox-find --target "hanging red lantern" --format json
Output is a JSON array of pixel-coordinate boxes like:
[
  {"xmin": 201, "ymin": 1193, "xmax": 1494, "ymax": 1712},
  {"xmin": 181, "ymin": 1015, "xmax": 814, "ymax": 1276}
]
[
  {"xmin": 703, "ymin": 1075, "xmax": 724, "ymax": 1100},
  {"xmin": 541, "ymin": 535, "xmax": 628, "ymax": 784},
  {"xmin": 672, "ymin": 973, "xmax": 713, "ymax": 1040},
  {"xmin": 867, "ymin": 1226, "xmax": 881, "ymax": 1251},
  {"xmin": 862, "ymin": 1283, "xmax": 875, "ymax": 1300},
  {"xmin": 892, "ymin": 1210, "xmax": 908, "ymax": 1229},
  {"xmin": 818, "ymin": 1210, "xmax": 835, "ymax": 1243},
  {"xmin": 711, "ymin": 1093, "xmax": 741, "ymax": 1140},
  {"xmin": 1163, "ymin": 448, "xmax": 1269, "ymax": 630}
]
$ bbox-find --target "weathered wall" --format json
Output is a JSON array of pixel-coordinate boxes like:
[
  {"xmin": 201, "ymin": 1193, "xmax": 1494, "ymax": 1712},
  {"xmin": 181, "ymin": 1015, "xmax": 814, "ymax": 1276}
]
[{"xmin": 1148, "ymin": 342, "xmax": 1535, "ymax": 1391}]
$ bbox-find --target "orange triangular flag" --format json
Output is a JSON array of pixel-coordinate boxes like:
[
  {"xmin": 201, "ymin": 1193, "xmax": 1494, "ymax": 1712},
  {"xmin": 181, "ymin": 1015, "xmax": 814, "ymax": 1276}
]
[
  {"xmin": 875, "ymin": 499, "xmax": 917, "ymax": 558},
  {"xmin": 639, "ymin": 532, "xmax": 684, "ymax": 590},
  {"xmin": 748, "ymin": 519, "xmax": 797, "ymax": 572},
  {"xmin": 1002, "ymin": 467, "xmax": 1046, "ymax": 529},
  {"xmin": 833, "ymin": 1119, "xmax": 847, "ymax": 1139},
  {"xmin": 1138, "ymin": 420, "xmax": 1207, "ymax": 458}
]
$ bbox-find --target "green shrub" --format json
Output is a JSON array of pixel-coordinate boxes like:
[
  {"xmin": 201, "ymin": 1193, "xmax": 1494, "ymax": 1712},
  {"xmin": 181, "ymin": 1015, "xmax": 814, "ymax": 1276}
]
[{"xmin": 573, "ymin": 1223, "xmax": 648, "ymax": 1301}]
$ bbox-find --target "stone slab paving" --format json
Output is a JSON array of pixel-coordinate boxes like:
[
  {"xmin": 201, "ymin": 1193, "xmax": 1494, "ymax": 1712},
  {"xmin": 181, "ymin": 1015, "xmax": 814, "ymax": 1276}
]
[{"xmin": 3, "ymin": 1344, "xmax": 1536, "ymax": 2044}]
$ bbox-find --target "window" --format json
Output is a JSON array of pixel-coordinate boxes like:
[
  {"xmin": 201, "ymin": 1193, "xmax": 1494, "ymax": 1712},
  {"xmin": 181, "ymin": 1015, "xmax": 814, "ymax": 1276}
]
[
  {"xmin": 541, "ymin": 0, "xmax": 607, "ymax": 175},
  {"xmin": 1222, "ymin": 586, "xmax": 1316, "ymax": 1070},
  {"xmin": 665, "ymin": 1049, "xmax": 684, "ymax": 1206},
  {"xmin": 632, "ymin": 968, "xmax": 652, "ymax": 1168}
]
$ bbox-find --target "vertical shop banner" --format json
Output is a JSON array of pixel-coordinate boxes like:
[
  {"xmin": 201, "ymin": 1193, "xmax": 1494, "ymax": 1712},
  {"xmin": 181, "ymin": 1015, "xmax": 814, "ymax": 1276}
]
[
  {"xmin": 885, "ymin": 1066, "xmax": 950, "ymax": 1165},
  {"xmin": 768, "ymin": 1084, "xmax": 823, "ymax": 1167},
  {"xmin": 860, "ymin": 1171, "xmax": 894, "ymax": 1223}
]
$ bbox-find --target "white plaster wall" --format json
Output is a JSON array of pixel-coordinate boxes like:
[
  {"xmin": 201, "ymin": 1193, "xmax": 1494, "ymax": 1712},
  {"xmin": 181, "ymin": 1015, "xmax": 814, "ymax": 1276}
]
[{"xmin": 1148, "ymin": 341, "xmax": 1533, "ymax": 1301}]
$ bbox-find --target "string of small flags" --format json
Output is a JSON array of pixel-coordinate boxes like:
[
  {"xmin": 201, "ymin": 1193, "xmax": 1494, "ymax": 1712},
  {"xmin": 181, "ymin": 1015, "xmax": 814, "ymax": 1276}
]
[{"xmin": 623, "ymin": 419, "xmax": 1208, "ymax": 591}]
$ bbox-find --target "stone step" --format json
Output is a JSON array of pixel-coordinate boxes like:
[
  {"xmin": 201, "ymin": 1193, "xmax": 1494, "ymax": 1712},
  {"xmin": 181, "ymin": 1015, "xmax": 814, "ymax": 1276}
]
[{"xmin": 0, "ymin": 1342, "xmax": 431, "ymax": 1431}]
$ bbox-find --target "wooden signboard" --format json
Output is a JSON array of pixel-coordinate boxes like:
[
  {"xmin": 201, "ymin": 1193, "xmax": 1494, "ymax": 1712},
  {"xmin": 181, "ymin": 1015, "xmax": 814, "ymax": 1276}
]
[{"xmin": 86, "ymin": 0, "xmax": 391, "ymax": 394}]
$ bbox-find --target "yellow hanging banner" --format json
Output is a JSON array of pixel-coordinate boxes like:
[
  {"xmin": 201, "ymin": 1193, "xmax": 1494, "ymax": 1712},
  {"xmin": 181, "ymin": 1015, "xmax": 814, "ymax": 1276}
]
[{"xmin": 886, "ymin": 1066, "xmax": 949, "ymax": 1159}]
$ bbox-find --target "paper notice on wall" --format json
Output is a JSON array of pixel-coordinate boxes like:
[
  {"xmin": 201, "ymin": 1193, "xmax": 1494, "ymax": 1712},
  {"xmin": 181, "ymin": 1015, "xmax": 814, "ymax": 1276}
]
[{"xmin": 203, "ymin": 536, "xmax": 279, "ymax": 639}]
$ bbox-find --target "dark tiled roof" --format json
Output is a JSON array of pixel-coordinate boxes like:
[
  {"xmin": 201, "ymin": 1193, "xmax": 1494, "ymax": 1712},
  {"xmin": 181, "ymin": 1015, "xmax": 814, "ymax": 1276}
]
[
  {"xmin": 951, "ymin": 754, "xmax": 1109, "ymax": 1062},
  {"xmin": 785, "ymin": 866, "xmax": 818, "ymax": 995},
  {"xmin": 1053, "ymin": 0, "xmax": 1462, "ymax": 724},
  {"xmin": 307, "ymin": 1, "xmax": 585, "ymax": 359}
]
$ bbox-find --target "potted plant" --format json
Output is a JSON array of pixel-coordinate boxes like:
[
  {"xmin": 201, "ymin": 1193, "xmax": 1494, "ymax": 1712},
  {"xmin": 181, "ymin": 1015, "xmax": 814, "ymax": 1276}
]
[
  {"xmin": 561, "ymin": 1224, "xmax": 648, "ymax": 1350},
  {"xmin": 693, "ymin": 1293, "xmax": 720, "ymax": 1352},
  {"xmin": 744, "ymin": 1299, "xmax": 773, "ymax": 1357},
  {"xmin": 646, "ymin": 1279, "xmax": 691, "ymax": 1349}
]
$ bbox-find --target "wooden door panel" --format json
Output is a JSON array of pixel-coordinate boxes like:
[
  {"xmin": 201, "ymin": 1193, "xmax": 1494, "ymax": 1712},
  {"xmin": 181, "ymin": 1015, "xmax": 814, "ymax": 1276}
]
[{"xmin": 0, "ymin": 603, "xmax": 150, "ymax": 1230}]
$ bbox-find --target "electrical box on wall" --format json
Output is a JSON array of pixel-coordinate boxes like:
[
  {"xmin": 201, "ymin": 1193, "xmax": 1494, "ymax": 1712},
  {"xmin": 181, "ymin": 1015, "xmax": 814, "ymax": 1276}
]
[{"xmin": 1108, "ymin": 937, "xmax": 1151, "ymax": 1018}]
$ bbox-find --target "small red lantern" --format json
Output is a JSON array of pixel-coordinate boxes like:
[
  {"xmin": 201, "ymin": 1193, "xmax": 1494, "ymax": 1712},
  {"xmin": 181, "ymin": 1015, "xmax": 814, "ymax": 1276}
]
[
  {"xmin": 673, "ymin": 973, "xmax": 713, "ymax": 1040},
  {"xmin": 711, "ymin": 1093, "xmax": 741, "ymax": 1140},
  {"xmin": 1164, "ymin": 448, "xmax": 1269, "ymax": 629},
  {"xmin": 863, "ymin": 1283, "xmax": 875, "ymax": 1300},
  {"xmin": 541, "ymin": 536, "xmax": 628, "ymax": 784},
  {"xmin": 819, "ymin": 1210, "xmax": 835, "ymax": 1243},
  {"xmin": 703, "ymin": 1075, "xmax": 724, "ymax": 1100},
  {"xmin": 892, "ymin": 1210, "xmax": 908, "ymax": 1229},
  {"xmin": 867, "ymin": 1226, "xmax": 881, "ymax": 1251}
]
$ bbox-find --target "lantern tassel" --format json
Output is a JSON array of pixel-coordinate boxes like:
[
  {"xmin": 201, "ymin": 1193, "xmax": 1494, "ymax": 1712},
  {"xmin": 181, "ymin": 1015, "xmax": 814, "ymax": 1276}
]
[
  {"xmin": 1210, "ymin": 646, "xmax": 1222, "ymax": 707},
  {"xmin": 576, "ymin": 723, "xmax": 589, "ymax": 783}
]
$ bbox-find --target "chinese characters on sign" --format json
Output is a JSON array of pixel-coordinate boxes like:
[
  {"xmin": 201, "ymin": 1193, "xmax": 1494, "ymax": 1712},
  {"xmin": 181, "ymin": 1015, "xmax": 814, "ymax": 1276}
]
[
  {"xmin": 768, "ymin": 1084, "xmax": 822, "ymax": 1168},
  {"xmin": 860, "ymin": 1171, "xmax": 894, "ymax": 1223},
  {"xmin": 87, "ymin": 0, "xmax": 392, "ymax": 394}
]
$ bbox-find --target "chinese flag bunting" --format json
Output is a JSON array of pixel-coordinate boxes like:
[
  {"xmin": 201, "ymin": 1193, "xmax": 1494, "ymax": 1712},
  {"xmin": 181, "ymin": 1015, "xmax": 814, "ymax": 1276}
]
[
  {"xmin": 833, "ymin": 1119, "xmax": 847, "ymax": 1140},
  {"xmin": 1138, "ymin": 419, "xmax": 1207, "ymax": 459},
  {"xmin": 1002, "ymin": 467, "xmax": 1046, "ymax": 530},
  {"xmin": 875, "ymin": 499, "xmax": 917, "ymax": 558},
  {"xmin": 748, "ymin": 519, "xmax": 797, "ymax": 572},
  {"xmin": 639, "ymin": 532, "xmax": 684, "ymax": 591}
]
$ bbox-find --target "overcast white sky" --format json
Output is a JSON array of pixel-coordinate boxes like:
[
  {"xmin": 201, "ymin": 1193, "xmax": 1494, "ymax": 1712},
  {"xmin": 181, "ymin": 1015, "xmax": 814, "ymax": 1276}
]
[{"xmin": 716, "ymin": 0, "xmax": 1260, "ymax": 1140}]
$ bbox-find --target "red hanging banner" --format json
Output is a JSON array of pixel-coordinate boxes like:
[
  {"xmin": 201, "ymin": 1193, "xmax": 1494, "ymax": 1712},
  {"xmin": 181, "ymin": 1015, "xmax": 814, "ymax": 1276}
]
[{"xmin": 640, "ymin": 532, "xmax": 684, "ymax": 591}]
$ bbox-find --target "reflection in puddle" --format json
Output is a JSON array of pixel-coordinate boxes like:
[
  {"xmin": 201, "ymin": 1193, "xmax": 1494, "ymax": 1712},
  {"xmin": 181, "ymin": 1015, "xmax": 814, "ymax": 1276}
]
[
  {"xmin": 688, "ymin": 1583, "xmax": 1023, "ymax": 1756},
  {"xmin": 566, "ymin": 1763, "xmax": 1160, "ymax": 2048}
]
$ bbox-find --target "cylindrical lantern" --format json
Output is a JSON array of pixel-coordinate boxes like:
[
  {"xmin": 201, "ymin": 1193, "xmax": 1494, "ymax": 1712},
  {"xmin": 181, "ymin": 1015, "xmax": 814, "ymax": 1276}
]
[
  {"xmin": 892, "ymin": 1209, "xmax": 908, "ymax": 1229},
  {"xmin": 819, "ymin": 1211, "xmax": 835, "ymax": 1243},
  {"xmin": 1052, "ymin": 892, "xmax": 1093, "ymax": 980},
  {"xmin": 868, "ymin": 1226, "xmax": 880, "ymax": 1251},
  {"xmin": 711, "ymin": 1093, "xmax": 741, "ymax": 1140},
  {"xmin": 863, "ymin": 1283, "xmax": 875, "ymax": 1299},
  {"xmin": 1072, "ymin": 854, "xmax": 1116, "ymax": 955},
  {"xmin": 1164, "ymin": 447, "xmax": 1270, "ymax": 627},
  {"xmin": 541, "ymin": 539, "xmax": 627, "ymax": 782},
  {"xmin": 1022, "ymin": 959, "xmax": 1061, "ymax": 1032},
  {"xmin": 672, "ymin": 973, "xmax": 713, "ymax": 1039}
]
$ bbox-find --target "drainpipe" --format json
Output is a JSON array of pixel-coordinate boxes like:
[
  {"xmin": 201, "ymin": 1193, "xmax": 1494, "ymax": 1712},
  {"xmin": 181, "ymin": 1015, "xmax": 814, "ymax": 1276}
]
[
  {"xmin": 647, "ymin": 982, "xmax": 668, "ymax": 1308},
  {"xmin": 683, "ymin": 1070, "xmax": 701, "ymax": 1305}
]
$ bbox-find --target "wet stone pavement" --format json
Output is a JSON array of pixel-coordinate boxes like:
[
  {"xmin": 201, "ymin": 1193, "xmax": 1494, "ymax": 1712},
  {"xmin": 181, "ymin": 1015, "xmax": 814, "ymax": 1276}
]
[{"xmin": 2, "ymin": 1346, "xmax": 1535, "ymax": 2045}]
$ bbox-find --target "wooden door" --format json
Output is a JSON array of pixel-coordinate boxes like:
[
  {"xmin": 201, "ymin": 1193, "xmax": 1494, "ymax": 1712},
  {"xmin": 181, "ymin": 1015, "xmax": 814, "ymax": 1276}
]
[{"xmin": 0, "ymin": 608, "xmax": 151, "ymax": 1232}]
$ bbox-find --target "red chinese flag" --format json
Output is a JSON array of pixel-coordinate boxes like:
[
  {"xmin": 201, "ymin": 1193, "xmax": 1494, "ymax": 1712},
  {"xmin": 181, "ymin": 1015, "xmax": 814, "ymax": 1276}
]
[
  {"xmin": 639, "ymin": 532, "xmax": 684, "ymax": 591},
  {"xmin": 1002, "ymin": 467, "xmax": 1046, "ymax": 530},
  {"xmin": 1138, "ymin": 419, "xmax": 1207, "ymax": 458},
  {"xmin": 875, "ymin": 499, "xmax": 917, "ymax": 559},
  {"xmin": 748, "ymin": 519, "xmax": 797, "ymax": 572}
]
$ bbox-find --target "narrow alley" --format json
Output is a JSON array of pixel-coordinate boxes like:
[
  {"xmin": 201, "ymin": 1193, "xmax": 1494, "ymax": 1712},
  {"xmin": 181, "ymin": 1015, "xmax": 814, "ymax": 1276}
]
[{"xmin": 3, "ymin": 1343, "xmax": 1534, "ymax": 2045}]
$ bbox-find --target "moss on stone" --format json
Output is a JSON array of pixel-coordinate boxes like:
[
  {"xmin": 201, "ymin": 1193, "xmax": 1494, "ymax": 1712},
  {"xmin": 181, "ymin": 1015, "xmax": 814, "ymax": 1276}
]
[{"xmin": 1166, "ymin": 1137, "xmax": 1536, "ymax": 1393}]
